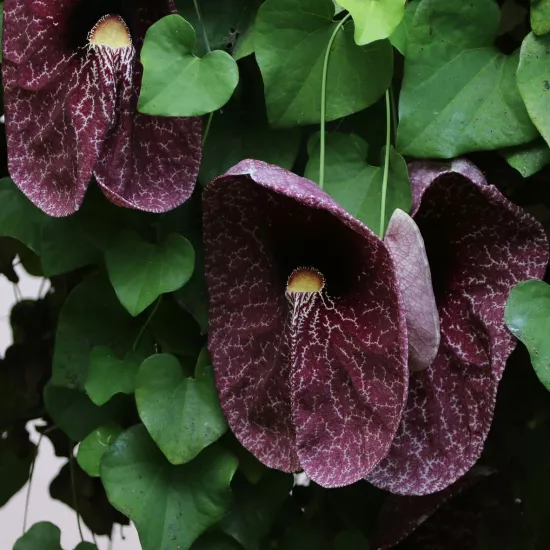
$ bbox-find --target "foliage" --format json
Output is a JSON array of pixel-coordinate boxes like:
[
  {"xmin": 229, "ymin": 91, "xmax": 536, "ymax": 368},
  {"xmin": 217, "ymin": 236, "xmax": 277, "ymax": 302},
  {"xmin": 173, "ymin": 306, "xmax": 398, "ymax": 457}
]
[{"xmin": 1, "ymin": 1, "xmax": 550, "ymax": 550}]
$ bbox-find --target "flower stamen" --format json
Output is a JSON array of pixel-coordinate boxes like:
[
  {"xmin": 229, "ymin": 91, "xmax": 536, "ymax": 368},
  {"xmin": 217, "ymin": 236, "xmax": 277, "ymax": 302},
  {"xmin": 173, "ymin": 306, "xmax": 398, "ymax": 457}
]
[
  {"xmin": 286, "ymin": 267, "xmax": 325, "ymax": 294},
  {"xmin": 88, "ymin": 14, "xmax": 131, "ymax": 49}
]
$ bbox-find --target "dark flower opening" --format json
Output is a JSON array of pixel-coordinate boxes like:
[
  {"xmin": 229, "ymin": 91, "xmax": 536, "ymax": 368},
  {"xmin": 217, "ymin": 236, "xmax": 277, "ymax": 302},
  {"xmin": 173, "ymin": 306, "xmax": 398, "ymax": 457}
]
[
  {"xmin": 65, "ymin": 0, "xmax": 137, "ymax": 51},
  {"xmin": 204, "ymin": 160, "xmax": 408, "ymax": 488},
  {"xmin": 266, "ymin": 196, "xmax": 362, "ymax": 299}
]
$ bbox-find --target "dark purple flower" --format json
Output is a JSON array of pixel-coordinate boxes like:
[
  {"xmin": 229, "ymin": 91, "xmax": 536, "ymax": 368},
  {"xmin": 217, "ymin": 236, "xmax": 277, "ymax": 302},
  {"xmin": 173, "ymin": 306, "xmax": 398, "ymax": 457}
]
[
  {"xmin": 203, "ymin": 160, "xmax": 408, "ymax": 488},
  {"xmin": 368, "ymin": 159, "xmax": 549, "ymax": 495},
  {"xmin": 3, "ymin": 0, "xmax": 202, "ymax": 216}
]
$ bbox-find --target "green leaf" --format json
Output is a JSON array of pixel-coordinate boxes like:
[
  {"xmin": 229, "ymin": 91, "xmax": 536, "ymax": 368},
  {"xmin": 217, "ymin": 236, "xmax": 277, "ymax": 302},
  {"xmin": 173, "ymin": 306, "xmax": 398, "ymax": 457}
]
[
  {"xmin": 52, "ymin": 272, "xmax": 153, "ymax": 389},
  {"xmin": 13, "ymin": 523, "xmax": 63, "ymax": 550},
  {"xmin": 332, "ymin": 529, "xmax": 370, "ymax": 549},
  {"xmin": 139, "ymin": 14, "xmax": 239, "ymax": 116},
  {"xmin": 220, "ymin": 471, "xmax": 293, "ymax": 550},
  {"xmin": 150, "ymin": 297, "xmax": 203, "ymax": 358},
  {"xmin": 0, "ymin": 178, "xmax": 100, "ymax": 277},
  {"xmin": 280, "ymin": 519, "xmax": 330, "ymax": 550},
  {"xmin": 500, "ymin": 138, "xmax": 550, "ymax": 177},
  {"xmin": 517, "ymin": 32, "xmax": 550, "ymax": 149},
  {"xmin": 305, "ymin": 132, "xmax": 411, "ymax": 236},
  {"xmin": 389, "ymin": 0, "xmax": 419, "ymax": 55},
  {"xmin": 0, "ymin": 425, "xmax": 35, "ymax": 507},
  {"xmin": 44, "ymin": 384, "xmax": 128, "ymax": 442},
  {"xmin": 191, "ymin": 532, "xmax": 244, "ymax": 550},
  {"xmin": 255, "ymin": 0, "xmax": 393, "ymax": 127},
  {"xmin": 74, "ymin": 544, "xmax": 98, "ymax": 550},
  {"xmin": 50, "ymin": 461, "xmax": 128, "ymax": 537},
  {"xmin": 77, "ymin": 425, "xmax": 123, "ymax": 477},
  {"xmin": 531, "ymin": 0, "xmax": 550, "ymax": 36},
  {"xmin": 106, "ymin": 231, "xmax": 195, "ymax": 317},
  {"xmin": 397, "ymin": 0, "xmax": 537, "ymax": 157},
  {"xmin": 176, "ymin": 0, "xmax": 260, "ymax": 57},
  {"xmin": 136, "ymin": 351, "xmax": 227, "ymax": 465},
  {"xmin": 100, "ymin": 425, "xmax": 238, "ymax": 550},
  {"xmin": 338, "ymin": 0, "xmax": 405, "ymax": 45},
  {"xmin": 505, "ymin": 280, "xmax": 550, "ymax": 392},
  {"xmin": 199, "ymin": 100, "xmax": 300, "ymax": 185},
  {"xmin": 85, "ymin": 347, "xmax": 144, "ymax": 406}
]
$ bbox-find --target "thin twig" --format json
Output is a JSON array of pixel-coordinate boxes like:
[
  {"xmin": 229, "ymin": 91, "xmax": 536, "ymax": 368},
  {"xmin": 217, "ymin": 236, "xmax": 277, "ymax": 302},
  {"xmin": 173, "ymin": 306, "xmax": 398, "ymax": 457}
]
[{"xmin": 22, "ymin": 433, "xmax": 43, "ymax": 533}]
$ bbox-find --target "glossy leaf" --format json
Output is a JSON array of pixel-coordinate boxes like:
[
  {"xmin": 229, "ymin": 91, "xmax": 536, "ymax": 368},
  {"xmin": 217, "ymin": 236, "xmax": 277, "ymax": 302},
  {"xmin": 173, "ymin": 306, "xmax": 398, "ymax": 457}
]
[
  {"xmin": 531, "ymin": 0, "xmax": 550, "ymax": 36},
  {"xmin": 199, "ymin": 101, "xmax": 300, "ymax": 185},
  {"xmin": 501, "ymin": 138, "xmax": 550, "ymax": 178},
  {"xmin": 100, "ymin": 425, "xmax": 238, "ymax": 550},
  {"xmin": 51, "ymin": 272, "xmax": 153, "ymax": 389},
  {"xmin": 305, "ymin": 132, "xmax": 411, "ymax": 236},
  {"xmin": 44, "ymin": 384, "xmax": 128, "ymax": 442},
  {"xmin": 13, "ymin": 523, "xmax": 62, "ymax": 550},
  {"xmin": 220, "ymin": 471, "xmax": 293, "ymax": 549},
  {"xmin": 106, "ymin": 231, "xmax": 195, "ymax": 317},
  {"xmin": 255, "ymin": 0, "xmax": 393, "ymax": 127},
  {"xmin": 0, "ymin": 178, "xmax": 99, "ymax": 276},
  {"xmin": 77, "ymin": 425, "xmax": 123, "ymax": 477},
  {"xmin": 517, "ymin": 32, "xmax": 550, "ymax": 149},
  {"xmin": 85, "ymin": 347, "xmax": 144, "ymax": 406},
  {"xmin": 397, "ymin": 0, "xmax": 537, "ymax": 157},
  {"xmin": 139, "ymin": 15, "xmax": 239, "ymax": 116},
  {"xmin": 505, "ymin": 280, "xmax": 550, "ymax": 391},
  {"xmin": 136, "ymin": 352, "xmax": 227, "ymax": 465},
  {"xmin": 338, "ymin": 0, "xmax": 406, "ymax": 45}
]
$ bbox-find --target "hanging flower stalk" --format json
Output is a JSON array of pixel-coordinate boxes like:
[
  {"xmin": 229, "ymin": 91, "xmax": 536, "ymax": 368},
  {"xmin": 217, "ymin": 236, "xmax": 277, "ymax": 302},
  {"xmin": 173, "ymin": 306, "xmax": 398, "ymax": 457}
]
[
  {"xmin": 2, "ymin": 0, "xmax": 202, "ymax": 216},
  {"xmin": 368, "ymin": 159, "xmax": 549, "ymax": 495},
  {"xmin": 203, "ymin": 160, "xmax": 408, "ymax": 488}
]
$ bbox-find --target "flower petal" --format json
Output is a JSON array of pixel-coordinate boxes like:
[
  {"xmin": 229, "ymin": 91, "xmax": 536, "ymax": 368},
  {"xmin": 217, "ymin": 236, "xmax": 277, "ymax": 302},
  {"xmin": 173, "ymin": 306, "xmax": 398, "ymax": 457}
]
[
  {"xmin": 368, "ymin": 160, "xmax": 548, "ymax": 495},
  {"xmin": 204, "ymin": 160, "xmax": 408, "ymax": 484},
  {"xmin": 384, "ymin": 209, "xmax": 440, "ymax": 372},
  {"xmin": 3, "ymin": 0, "xmax": 201, "ymax": 216}
]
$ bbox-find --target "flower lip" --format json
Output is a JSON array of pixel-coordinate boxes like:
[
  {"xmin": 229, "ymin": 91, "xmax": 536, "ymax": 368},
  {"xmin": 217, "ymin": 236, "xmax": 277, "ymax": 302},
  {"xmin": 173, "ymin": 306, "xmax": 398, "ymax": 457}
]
[
  {"xmin": 88, "ymin": 14, "xmax": 132, "ymax": 49},
  {"xmin": 286, "ymin": 267, "xmax": 325, "ymax": 294}
]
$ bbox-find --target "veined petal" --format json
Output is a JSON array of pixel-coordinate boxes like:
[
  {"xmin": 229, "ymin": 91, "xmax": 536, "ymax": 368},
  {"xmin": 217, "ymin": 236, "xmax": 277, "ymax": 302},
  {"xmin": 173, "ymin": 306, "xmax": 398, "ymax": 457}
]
[
  {"xmin": 204, "ymin": 160, "xmax": 408, "ymax": 485},
  {"xmin": 368, "ymin": 160, "xmax": 549, "ymax": 495}
]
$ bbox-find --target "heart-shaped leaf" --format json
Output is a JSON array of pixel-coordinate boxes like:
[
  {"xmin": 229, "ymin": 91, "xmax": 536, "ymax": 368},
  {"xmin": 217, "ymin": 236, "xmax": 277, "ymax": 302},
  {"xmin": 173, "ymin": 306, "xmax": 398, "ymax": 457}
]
[
  {"xmin": 136, "ymin": 351, "xmax": 227, "ymax": 465},
  {"xmin": 397, "ymin": 0, "xmax": 537, "ymax": 157},
  {"xmin": 44, "ymin": 384, "xmax": 128, "ymax": 442},
  {"xmin": 531, "ymin": 0, "xmax": 550, "ymax": 36},
  {"xmin": 517, "ymin": 32, "xmax": 550, "ymax": 149},
  {"xmin": 13, "ymin": 523, "xmax": 63, "ymax": 550},
  {"xmin": 77, "ymin": 425, "xmax": 123, "ymax": 477},
  {"xmin": 305, "ymin": 132, "xmax": 411, "ymax": 236},
  {"xmin": 106, "ymin": 231, "xmax": 195, "ymax": 317},
  {"xmin": 139, "ymin": 14, "xmax": 239, "ymax": 116},
  {"xmin": 505, "ymin": 280, "xmax": 550, "ymax": 392},
  {"xmin": 338, "ymin": 0, "xmax": 406, "ymax": 45},
  {"xmin": 85, "ymin": 347, "xmax": 144, "ymax": 406},
  {"xmin": 100, "ymin": 425, "xmax": 238, "ymax": 550},
  {"xmin": 254, "ymin": 0, "xmax": 393, "ymax": 127},
  {"xmin": 500, "ymin": 138, "xmax": 550, "ymax": 178}
]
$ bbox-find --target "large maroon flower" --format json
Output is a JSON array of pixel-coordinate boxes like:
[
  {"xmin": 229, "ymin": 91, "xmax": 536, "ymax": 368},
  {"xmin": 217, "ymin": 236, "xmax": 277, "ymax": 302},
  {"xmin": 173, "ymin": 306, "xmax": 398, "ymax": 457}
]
[
  {"xmin": 368, "ymin": 159, "xmax": 548, "ymax": 495},
  {"xmin": 3, "ymin": 0, "xmax": 202, "ymax": 216},
  {"xmin": 203, "ymin": 160, "xmax": 408, "ymax": 488}
]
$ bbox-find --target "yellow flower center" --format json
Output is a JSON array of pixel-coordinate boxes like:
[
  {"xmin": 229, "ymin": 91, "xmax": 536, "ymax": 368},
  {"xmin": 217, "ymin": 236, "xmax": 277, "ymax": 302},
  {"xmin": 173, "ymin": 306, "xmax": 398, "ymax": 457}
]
[
  {"xmin": 286, "ymin": 267, "xmax": 325, "ymax": 293},
  {"xmin": 88, "ymin": 15, "xmax": 131, "ymax": 49}
]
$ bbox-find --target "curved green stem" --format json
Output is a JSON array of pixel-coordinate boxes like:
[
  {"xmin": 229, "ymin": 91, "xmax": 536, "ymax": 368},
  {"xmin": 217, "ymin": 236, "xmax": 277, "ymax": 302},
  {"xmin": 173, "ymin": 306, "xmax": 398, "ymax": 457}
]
[
  {"xmin": 133, "ymin": 297, "xmax": 162, "ymax": 351},
  {"xmin": 69, "ymin": 445, "xmax": 85, "ymax": 542},
  {"xmin": 23, "ymin": 433, "xmax": 43, "ymax": 534},
  {"xmin": 379, "ymin": 90, "xmax": 392, "ymax": 238},
  {"xmin": 319, "ymin": 14, "xmax": 351, "ymax": 190},
  {"xmin": 193, "ymin": 0, "xmax": 211, "ymax": 53}
]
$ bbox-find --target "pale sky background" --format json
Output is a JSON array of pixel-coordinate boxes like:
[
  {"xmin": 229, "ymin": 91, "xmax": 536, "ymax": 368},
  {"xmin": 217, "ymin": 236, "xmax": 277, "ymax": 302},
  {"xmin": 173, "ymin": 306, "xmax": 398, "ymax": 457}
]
[{"xmin": 0, "ymin": 267, "xmax": 140, "ymax": 549}]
